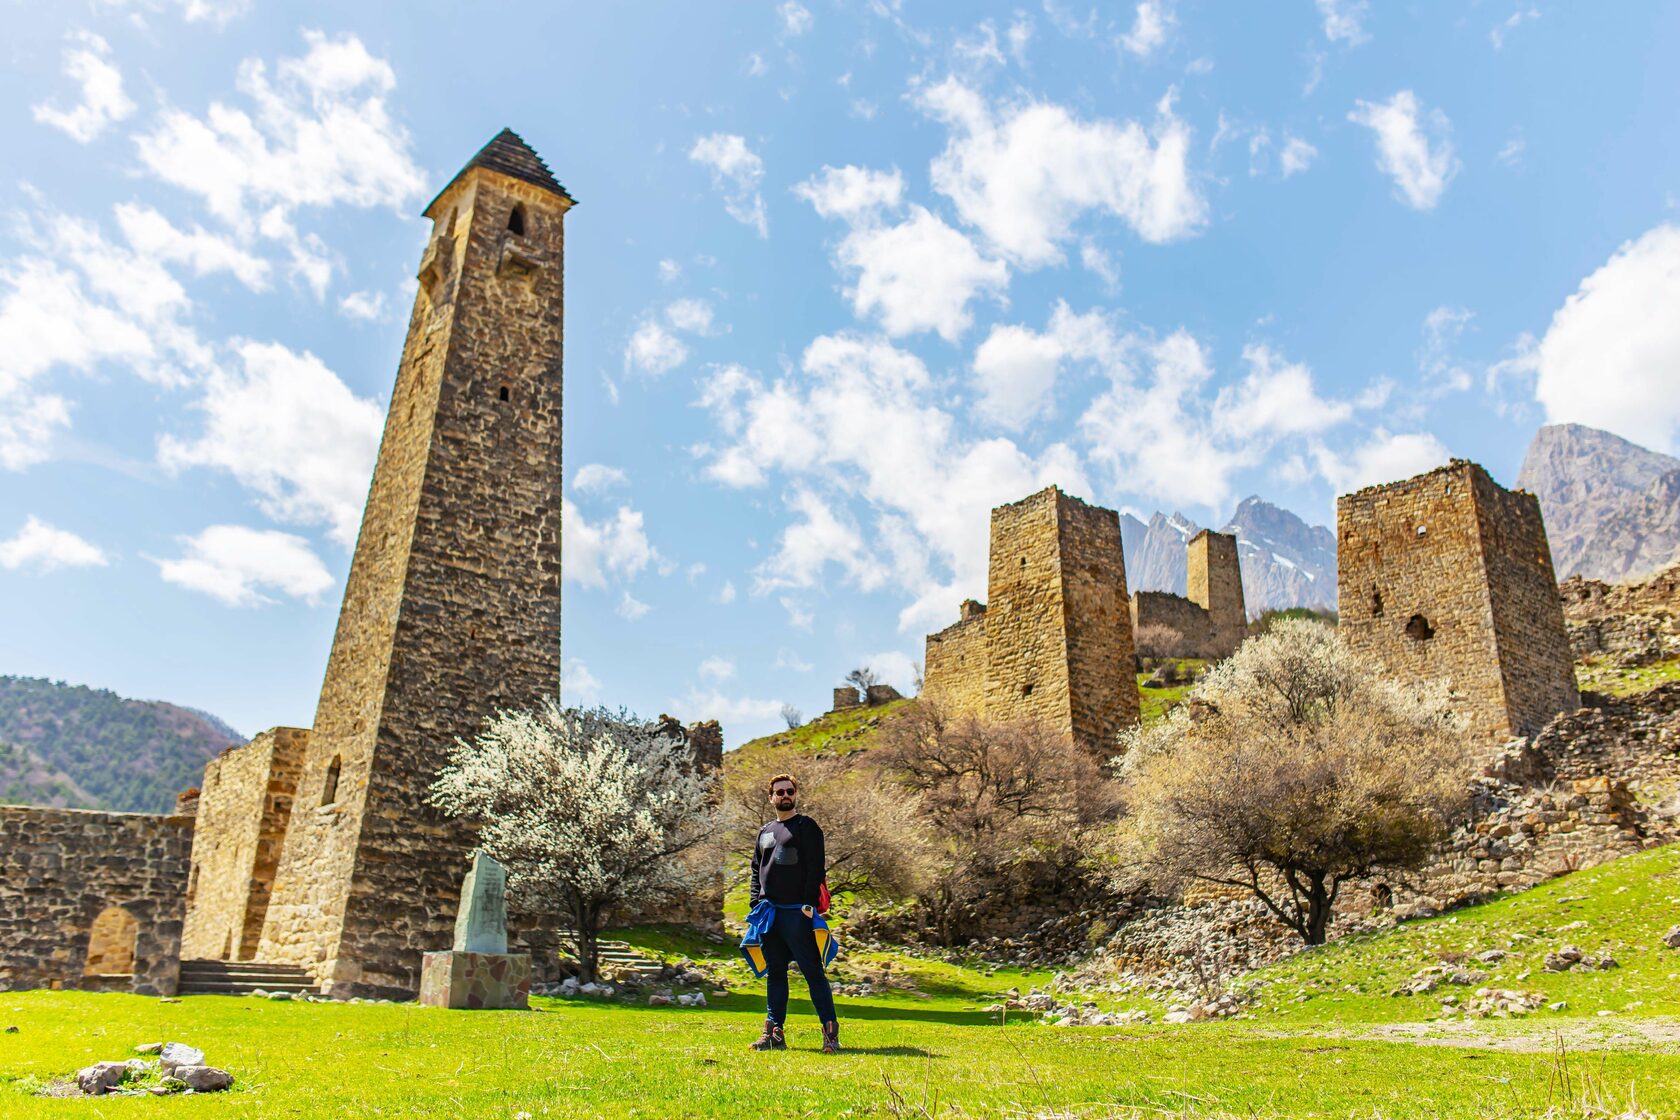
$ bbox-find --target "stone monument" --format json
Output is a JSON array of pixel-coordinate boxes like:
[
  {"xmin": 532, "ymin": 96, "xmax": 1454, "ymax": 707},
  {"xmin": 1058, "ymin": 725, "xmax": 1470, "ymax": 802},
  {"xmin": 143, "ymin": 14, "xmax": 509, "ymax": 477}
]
[{"xmin": 419, "ymin": 852, "xmax": 532, "ymax": 1009}]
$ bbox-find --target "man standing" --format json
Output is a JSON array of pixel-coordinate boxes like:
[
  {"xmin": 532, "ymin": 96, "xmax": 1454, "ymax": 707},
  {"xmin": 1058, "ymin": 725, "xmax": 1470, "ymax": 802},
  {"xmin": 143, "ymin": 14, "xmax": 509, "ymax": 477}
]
[{"xmin": 746, "ymin": 773, "xmax": 840, "ymax": 1053}]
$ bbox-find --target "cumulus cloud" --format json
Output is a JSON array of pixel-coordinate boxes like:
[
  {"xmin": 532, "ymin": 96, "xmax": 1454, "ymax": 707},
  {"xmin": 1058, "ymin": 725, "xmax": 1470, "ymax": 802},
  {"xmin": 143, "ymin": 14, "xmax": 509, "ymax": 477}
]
[
  {"xmin": 698, "ymin": 655, "xmax": 735, "ymax": 682},
  {"xmin": 1311, "ymin": 429, "xmax": 1450, "ymax": 497},
  {"xmin": 778, "ymin": 1, "xmax": 812, "ymax": 37},
  {"xmin": 1120, "ymin": 2, "xmax": 1173, "ymax": 57},
  {"xmin": 561, "ymin": 657, "xmax": 603, "ymax": 705},
  {"xmin": 917, "ymin": 77, "xmax": 1205, "ymax": 266},
  {"xmin": 1279, "ymin": 136, "xmax": 1318, "ymax": 178},
  {"xmin": 562, "ymin": 497, "xmax": 657, "ymax": 588},
  {"xmin": 337, "ymin": 289, "xmax": 387, "ymax": 321},
  {"xmin": 658, "ymin": 258, "xmax": 682, "ymax": 283},
  {"xmin": 665, "ymin": 297, "xmax": 716, "ymax": 334},
  {"xmin": 0, "ymin": 516, "xmax": 108, "ymax": 573},
  {"xmin": 1316, "ymin": 0, "xmax": 1370, "ymax": 45},
  {"xmin": 855, "ymin": 649, "xmax": 920, "ymax": 693},
  {"xmin": 617, "ymin": 590, "xmax": 652, "ymax": 620},
  {"xmin": 676, "ymin": 687, "xmax": 785, "ymax": 738},
  {"xmin": 1348, "ymin": 90, "xmax": 1459, "ymax": 210},
  {"xmin": 794, "ymin": 165, "xmax": 906, "ymax": 223},
  {"xmin": 696, "ymin": 333, "xmax": 1091, "ymax": 632},
  {"xmin": 689, "ymin": 133, "xmax": 768, "ymax": 238},
  {"xmin": 157, "ymin": 340, "xmax": 383, "ymax": 545},
  {"xmin": 624, "ymin": 320, "xmax": 688, "ymax": 376},
  {"xmin": 134, "ymin": 30, "xmax": 424, "ymax": 226},
  {"xmin": 834, "ymin": 206, "xmax": 1008, "ymax": 342},
  {"xmin": 572, "ymin": 463, "xmax": 629, "ymax": 494},
  {"xmin": 154, "ymin": 524, "xmax": 333, "ymax": 606},
  {"xmin": 1530, "ymin": 224, "xmax": 1680, "ymax": 451},
  {"xmin": 32, "ymin": 33, "xmax": 136, "ymax": 143}
]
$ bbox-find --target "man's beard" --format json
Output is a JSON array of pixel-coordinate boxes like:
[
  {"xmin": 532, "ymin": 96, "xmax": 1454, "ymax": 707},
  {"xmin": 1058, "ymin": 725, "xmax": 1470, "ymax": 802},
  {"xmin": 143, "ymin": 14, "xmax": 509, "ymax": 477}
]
[{"xmin": 776, "ymin": 798, "xmax": 795, "ymax": 810}]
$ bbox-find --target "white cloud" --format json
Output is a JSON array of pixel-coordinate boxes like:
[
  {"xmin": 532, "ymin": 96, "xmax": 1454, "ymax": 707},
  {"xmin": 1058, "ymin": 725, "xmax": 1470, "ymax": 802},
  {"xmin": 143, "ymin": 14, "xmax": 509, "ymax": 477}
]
[
  {"xmin": 1007, "ymin": 15, "xmax": 1034, "ymax": 63},
  {"xmin": 624, "ymin": 320, "xmax": 688, "ymax": 376},
  {"xmin": 689, "ymin": 133, "xmax": 768, "ymax": 238},
  {"xmin": 1120, "ymin": 2, "xmax": 1173, "ymax": 57},
  {"xmin": 666, "ymin": 297, "xmax": 716, "ymax": 334},
  {"xmin": 778, "ymin": 1, "xmax": 813, "ymax": 37},
  {"xmin": 917, "ymin": 77, "xmax": 1205, "ymax": 266},
  {"xmin": 572, "ymin": 463, "xmax": 629, "ymax": 494},
  {"xmin": 955, "ymin": 21, "xmax": 1007, "ymax": 69},
  {"xmin": 658, "ymin": 258, "xmax": 682, "ymax": 283},
  {"xmin": 561, "ymin": 657, "xmax": 603, "ymax": 705},
  {"xmin": 1418, "ymin": 306, "xmax": 1474, "ymax": 394},
  {"xmin": 32, "ymin": 33, "xmax": 135, "ymax": 143},
  {"xmin": 1348, "ymin": 90, "xmax": 1460, "ymax": 211},
  {"xmin": 154, "ymin": 524, "xmax": 332, "ymax": 606},
  {"xmin": 1080, "ymin": 241, "xmax": 1120, "ymax": 291},
  {"xmin": 114, "ymin": 203, "xmax": 271, "ymax": 290},
  {"xmin": 0, "ymin": 516, "xmax": 108, "ymax": 573},
  {"xmin": 698, "ymin": 655, "xmax": 736, "ymax": 682},
  {"xmin": 745, "ymin": 52, "xmax": 769, "ymax": 78},
  {"xmin": 780, "ymin": 596, "xmax": 815, "ymax": 631},
  {"xmin": 1531, "ymin": 224, "xmax": 1680, "ymax": 452},
  {"xmin": 1311, "ymin": 429, "xmax": 1449, "ymax": 496},
  {"xmin": 1316, "ymin": 0, "xmax": 1370, "ymax": 45},
  {"xmin": 134, "ymin": 30, "xmax": 424, "ymax": 227},
  {"xmin": 757, "ymin": 487, "xmax": 887, "ymax": 594},
  {"xmin": 102, "ymin": 0, "xmax": 250, "ymax": 27},
  {"xmin": 617, "ymin": 590, "xmax": 652, "ymax": 620},
  {"xmin": 562, "ymin": 497, "xmax": 657, "ymax": 588},
  {"xmin": 1279, "ymin": 135, "xmax": 1318, "ymax": 178},
  {"xmin": 157, "ymin": 340, "xmax": 382, "ymax": 545},
  {"xmin": 717, "ymin": 580, "xmax": 737, "ymax": 604},
  {"xmin": 775, "ymin": 648, "xmax": 812, "ymax": 672},
  {"xmin": 834, "ymin": 207, "xmax": 1008, "ymax": 342},
  {"xmin": 1498, "ymin": 132, "xmax": 1526, "ymax": 169},
  {"xmin": 794, "ymin": 165, "xmax": 905, "ymax": 223},
  {"xmin": 856, "ymin": 650, "xmax": 919, "ymax": 693},
  {"xmin": 677, "ymin": 687, "xmax": 785, "ymax": 736},
  {"xmin": 1490, "ymin": 7, "xmax": 1539, "ymax": 50},
  {"xmin": 972, "ymin": 320, "xmax": 1069, "ymax": 430},
  {"xmin": 337, "ymin": 289, "xmax": 387, "ymax": 321}
]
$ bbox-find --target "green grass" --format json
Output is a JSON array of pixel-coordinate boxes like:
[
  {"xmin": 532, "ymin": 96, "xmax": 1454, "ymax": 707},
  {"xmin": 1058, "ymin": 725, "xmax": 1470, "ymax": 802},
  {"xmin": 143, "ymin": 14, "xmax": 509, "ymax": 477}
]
[
  {"xmin": 1575, "ymin": 654, "xmax": 1680, "ymax": 698},
  {"xmin": 1242, "ymin": 842, "xmax": 1680, "ymax": 1026},
  {"xmin": 1137, "ymin": 659, "xmax": 1208, "ymax": 725},
  {"xmin": 5, "ymin": 988, "xmax": 1678, "ymax": 1118},
  {"xmin": 728, "ymin": 699, "xmax": 914, "ymax": 770}
]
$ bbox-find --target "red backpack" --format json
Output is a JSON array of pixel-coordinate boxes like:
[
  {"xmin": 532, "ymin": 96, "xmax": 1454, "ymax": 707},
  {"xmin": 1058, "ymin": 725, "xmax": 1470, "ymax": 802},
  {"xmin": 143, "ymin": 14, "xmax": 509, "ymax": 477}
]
[{"xmin": 817, "ymin": 880, "xmax": 832, "ymax": 915}]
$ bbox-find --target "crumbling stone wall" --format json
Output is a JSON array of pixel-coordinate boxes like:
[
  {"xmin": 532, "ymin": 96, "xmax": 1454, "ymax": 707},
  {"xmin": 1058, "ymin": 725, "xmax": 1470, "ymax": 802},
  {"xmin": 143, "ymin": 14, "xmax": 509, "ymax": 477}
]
[
  {"xmin": 922, "ymin": 487, "xmax": 1139, "ymax": 754},
  {"xmin": 0, "ymin": 806, "xmax": 192, "ymax": 996},
  {"xmin": 1338, "ymin": 460, "xmax": 1578, "ymax": 741},
  {"xmin": 259, "ymin": 134, "xmax": 571, "ymax": 998},
  {"xmin": 1131, "ymin": 591, "xmax": 1215, "ymax": 659},
  {"xmin": 182, "ymin": 727, "xmax": 307, "ymax": 961},
  {"xmin": 1562, "ymin": 562, "xmax": 1680, "ymax": 665}
]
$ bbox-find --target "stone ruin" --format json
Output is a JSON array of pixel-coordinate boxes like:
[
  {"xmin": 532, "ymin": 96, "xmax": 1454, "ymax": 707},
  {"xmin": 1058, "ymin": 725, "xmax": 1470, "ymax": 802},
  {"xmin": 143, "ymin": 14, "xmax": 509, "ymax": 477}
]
[
  {"xmin": 1337, "ymin": 459, "xmax": 1579, "ymax": 742},
  {"xmin": 1129, "ymin": 529, "xmax": 1248, "ymax": 661},
  {"xmin": 0, "ymin": 131, "xmax": 720, "ymax": 1001},
  {"xmin": 830, "ymin": 683, "xmax": 904, "ymax": 712},
  {"xmin": 921, "ymin": 486, "xmax": 1140, "ymax": 756}
]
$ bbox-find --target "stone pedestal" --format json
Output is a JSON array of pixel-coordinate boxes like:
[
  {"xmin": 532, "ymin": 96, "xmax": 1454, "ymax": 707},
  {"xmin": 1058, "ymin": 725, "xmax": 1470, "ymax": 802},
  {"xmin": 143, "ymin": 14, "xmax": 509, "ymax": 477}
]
[{"xmin": 418, "ymin": 951, "xmax": 531, "ymax": 1010}]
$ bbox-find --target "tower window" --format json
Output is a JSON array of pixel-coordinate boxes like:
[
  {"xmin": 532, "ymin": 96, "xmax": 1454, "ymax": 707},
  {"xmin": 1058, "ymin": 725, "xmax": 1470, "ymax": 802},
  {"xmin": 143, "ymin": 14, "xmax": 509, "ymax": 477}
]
[
  {"xmin": 322, "ymin": 755, "xmax": 342, "ymax": 807},
  {"xmin": 1370, "ymin": 590, "xmax": 1384, "ymax": 617},
  {"xmin": 1405, "ymin": 614, "xmax": 1435, "ymax": 641},
  {"xmin": 498, "ymin": 385, "xmax": 510, "ymax": 402},
  {"xmin": 507, "ymin": 205, "xmax": 526, "ymax": 236},
  {"xmin": 1020, "ymin": 557, "xmax": 1027, "ymax": 568},
  {"xmin": 1022, "ymin": 683, "xmax": 1034, "ymax": 697}
]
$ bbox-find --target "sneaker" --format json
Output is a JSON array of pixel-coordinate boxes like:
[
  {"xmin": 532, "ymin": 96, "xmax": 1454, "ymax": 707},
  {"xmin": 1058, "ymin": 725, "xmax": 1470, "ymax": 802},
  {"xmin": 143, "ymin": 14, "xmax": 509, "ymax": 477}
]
[
  {"xmin": 748, "ymin": 1019, "xmax": 786, "ymax": 1051},
  {"xmin": 820, "ymin": 1020, "xmax": 841, "ymax": 1054}
]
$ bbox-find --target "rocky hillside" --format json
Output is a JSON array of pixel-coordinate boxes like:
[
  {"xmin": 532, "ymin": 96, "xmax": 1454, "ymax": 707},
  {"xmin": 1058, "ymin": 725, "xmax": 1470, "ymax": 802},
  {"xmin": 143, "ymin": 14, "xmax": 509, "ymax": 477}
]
[
  {"xmin": 1121, "ymin": 496, "xmax": 1337, "ymax": 615},
  {"xmin": 0, "ymin": 676, "xmax": 243, "ymax": 814},
  {"xmin": 1517, "ymin": 422, "xmax": 1680, "ymax": 582}
]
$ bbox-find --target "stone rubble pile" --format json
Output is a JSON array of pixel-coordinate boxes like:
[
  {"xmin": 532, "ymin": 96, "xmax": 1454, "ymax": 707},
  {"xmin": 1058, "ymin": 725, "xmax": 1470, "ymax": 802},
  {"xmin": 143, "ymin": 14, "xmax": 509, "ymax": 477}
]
[
  {"xmin": 1436, "ymin": 987, "xmax": 1547, "ymax": 1019},
  {"xmin": 1542, "ymin": 944, "xmax": 1618, "ymax": 972},
  {"xmin": 70, "ymin": 1041, "xmax": 232, "ymax": 1097}
]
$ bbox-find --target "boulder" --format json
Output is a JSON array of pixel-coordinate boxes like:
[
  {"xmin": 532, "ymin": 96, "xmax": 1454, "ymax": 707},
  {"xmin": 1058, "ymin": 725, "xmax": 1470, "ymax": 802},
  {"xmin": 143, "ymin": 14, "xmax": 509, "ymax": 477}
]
[
  {"xmin": 1663, "ymin": 925, "xmax": 1680, "ymax": 950},
  {"xmin": 134, "ymin": 1042, "xmax": 162, "ymax": 1055},
  {"xmin": 75, "ymin": 1061, "xmax": 131, "ymax": 1095},
  {"xmin": 159, "ymin": 1042, "xmax": 206, "ymax": 1074},
  {"xmin": 175, "ymin": 1066, "xmax": 234, "ymax": 1092}
]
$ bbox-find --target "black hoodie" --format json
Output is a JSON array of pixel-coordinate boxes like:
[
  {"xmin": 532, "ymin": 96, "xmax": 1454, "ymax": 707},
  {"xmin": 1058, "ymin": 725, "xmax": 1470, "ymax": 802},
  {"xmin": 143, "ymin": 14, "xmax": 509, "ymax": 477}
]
[{"xmin": 749, "ymin": 813, "xmax": 825, "ymax": 908}]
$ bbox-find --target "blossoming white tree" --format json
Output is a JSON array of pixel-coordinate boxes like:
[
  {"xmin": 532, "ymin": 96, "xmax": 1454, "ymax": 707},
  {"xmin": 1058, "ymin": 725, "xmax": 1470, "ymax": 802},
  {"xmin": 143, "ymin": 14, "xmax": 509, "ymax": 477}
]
[{"xmin": 429, "ymin": 700, "xmax": 720, "ymax": 981}]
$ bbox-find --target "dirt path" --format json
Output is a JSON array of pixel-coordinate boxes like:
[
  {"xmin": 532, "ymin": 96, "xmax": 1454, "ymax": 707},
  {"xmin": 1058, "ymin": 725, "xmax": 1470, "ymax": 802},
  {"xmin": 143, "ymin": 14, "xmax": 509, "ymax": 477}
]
[{"xmin": 1260, "ymin": 1018, "xmax": 1680, "ymax": 1053}]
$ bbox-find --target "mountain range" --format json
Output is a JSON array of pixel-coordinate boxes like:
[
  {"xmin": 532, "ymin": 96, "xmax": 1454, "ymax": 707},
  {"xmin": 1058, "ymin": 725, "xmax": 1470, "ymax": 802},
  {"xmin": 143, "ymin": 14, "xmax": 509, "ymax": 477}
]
[
  {"xmin": 1516, "ymin": 423, "xmax": 1680, "ymax": 583},
  {"xmin": 1120, "ymin": 496, "xmax": 1339, "ymax": 616}
]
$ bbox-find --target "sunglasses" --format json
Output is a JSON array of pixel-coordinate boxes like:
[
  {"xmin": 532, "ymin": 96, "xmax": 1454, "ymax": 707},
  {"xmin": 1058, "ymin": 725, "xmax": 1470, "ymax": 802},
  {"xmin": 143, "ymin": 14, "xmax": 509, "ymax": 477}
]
[{"xmin": 771, "ymin": 788, "xmax": 797, "ymax": 797}]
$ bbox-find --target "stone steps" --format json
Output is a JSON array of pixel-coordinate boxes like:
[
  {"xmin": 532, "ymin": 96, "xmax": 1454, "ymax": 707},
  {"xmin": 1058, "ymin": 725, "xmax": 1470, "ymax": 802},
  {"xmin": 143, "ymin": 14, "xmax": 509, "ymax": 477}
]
[{"xmin": 178, "ymin": 960, "xmax": 316, "ymax": 996}]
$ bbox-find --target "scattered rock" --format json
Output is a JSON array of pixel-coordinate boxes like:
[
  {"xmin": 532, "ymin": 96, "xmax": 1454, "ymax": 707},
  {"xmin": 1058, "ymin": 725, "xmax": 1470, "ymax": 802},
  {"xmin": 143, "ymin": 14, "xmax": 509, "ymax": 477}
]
[
  {"xmin": 134, "ymin": 1042, "xmax": 162, "ymax": 1055},
  {"xmin": 175, "ymin": 1066, "xmax": 234, "ymax": 1092},
  {"xmin": 267, "ymin": 991, "xmax": 292, "ymax": 1001},
  {"xmin": 648, "ymin": 994, "xmax": 672, "ymax": 1007},
  {"xmin": 3, "ymin": 1026, "xmax": 15, "ymax": 1034},
  {"xmin": 75, "ymin": 1062, "xmax": 131, "ymax": 1095},
  {"xmin": 1476, "ymin": 949, "xmax": 1508, "ymax": 964},
  {"xmin": 159, "ymin": 1042, "xmax": 206, "ymax": 1074},
  {"xmin": 1549, "ymin": 1001, "xmax": 1568, "ymax": 1012},
  {"xmin": 1162, "ymin": 1009, "xmax": 1193, "ymax": 1024},
  {"xmin": 1663, "ymin": 925, "xmax": 1680, "ymax": 950}
]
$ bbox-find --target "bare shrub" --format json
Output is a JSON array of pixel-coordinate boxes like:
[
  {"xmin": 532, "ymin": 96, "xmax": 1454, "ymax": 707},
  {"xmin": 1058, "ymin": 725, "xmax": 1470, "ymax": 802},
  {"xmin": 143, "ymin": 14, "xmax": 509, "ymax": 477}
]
[
  {"xmin": 1134, "ymin": 623, "xmax": 1195, "ymax": 661},
  {"xmin": 1114, "ymin": 619, "xmax": 1472, "ymax": 945},
  {"xmin": 780, "ymin": 704, "xmax": 804, "ymax": 730}
]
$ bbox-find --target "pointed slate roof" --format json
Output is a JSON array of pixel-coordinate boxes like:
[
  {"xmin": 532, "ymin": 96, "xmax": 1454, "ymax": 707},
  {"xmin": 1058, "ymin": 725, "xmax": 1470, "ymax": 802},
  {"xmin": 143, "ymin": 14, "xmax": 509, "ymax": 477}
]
[{"xmin": 426, "ymin": 128, "xmax": 576, "ymax": 214}]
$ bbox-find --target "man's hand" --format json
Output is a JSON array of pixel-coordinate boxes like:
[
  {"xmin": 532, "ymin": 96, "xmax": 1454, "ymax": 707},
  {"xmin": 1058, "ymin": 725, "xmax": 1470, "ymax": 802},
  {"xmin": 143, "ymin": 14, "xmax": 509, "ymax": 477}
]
[{"xmin": 801, "ymin": 904, "xmax": 814, "ymax": 918}]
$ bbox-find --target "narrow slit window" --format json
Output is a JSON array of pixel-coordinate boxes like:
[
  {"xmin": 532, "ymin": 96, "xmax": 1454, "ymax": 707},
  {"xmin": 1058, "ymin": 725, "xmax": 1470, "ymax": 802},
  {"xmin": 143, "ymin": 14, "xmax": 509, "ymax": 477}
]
[
  {"xmin": 498, "ymin": 385, "xmax": 510, "ymax": 402},
  {"xmin": 322, "ymin": 755, "xmax": 342, "ymax": 806},
  {"xmin": 1370, "ymin": 590, "xmax": 1384, "ymax": 617}
]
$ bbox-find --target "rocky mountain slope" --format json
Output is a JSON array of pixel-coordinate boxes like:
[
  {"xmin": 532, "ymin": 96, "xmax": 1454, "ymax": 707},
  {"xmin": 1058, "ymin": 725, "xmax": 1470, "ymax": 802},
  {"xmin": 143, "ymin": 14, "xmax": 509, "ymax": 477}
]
[
  {"xmin": 1516, "ymin": 423, "xmax": 1680, "ymax": 583},
  {"xmin": 0, "ymin": 676, "xmax": 243, "ymax": 813},
  {"xmin": 1121, "ymin": 496, "xmax": 1337, "ymax": 615}
]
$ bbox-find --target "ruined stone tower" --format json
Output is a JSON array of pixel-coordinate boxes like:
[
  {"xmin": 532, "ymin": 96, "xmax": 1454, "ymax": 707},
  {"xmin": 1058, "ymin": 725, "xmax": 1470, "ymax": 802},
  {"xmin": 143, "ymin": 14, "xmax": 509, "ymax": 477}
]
[
  {"xmin": 1186, "ymin": 530, "xmax": 1246, "ymax": 658},
  {"xmin": 256, "ymin": 130, "xmax": 570, "ymax": 996},
  {"xmin": 923, "ymin": 487, "xmax": 1140, "ymax": 754},
  {"xmin": 1337, "ymin": 460, "xmax": 1578, "ymax": 742}
]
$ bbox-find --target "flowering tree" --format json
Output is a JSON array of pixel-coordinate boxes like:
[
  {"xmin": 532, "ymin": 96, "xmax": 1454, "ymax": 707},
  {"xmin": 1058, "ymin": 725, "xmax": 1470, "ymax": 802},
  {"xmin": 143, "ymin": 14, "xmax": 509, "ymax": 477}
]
[
  {"xmin": 429, "ymin": 700, "xmax": 720, "ymax": 981},
  {"xmin": 1113, "ymin": 619, "xmax": 1471, "ymax": 945}
]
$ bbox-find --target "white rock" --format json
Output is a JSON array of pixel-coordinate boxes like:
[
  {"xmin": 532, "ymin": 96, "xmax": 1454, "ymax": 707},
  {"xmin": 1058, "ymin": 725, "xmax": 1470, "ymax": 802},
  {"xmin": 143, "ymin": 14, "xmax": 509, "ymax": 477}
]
[
  {"xmin": 75, "ymin": 1062, "xmax": 129, "ymax": 1095},
  {"xmin": 159, "ymin": 1042, "xmax": 205, "ymax": 1074}
]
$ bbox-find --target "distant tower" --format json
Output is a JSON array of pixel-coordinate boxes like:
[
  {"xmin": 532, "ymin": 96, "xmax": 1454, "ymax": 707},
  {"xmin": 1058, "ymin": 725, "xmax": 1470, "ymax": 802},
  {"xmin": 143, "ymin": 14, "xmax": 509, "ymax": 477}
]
[
  {"xmin": 1337, "ymin": 460, "xmax": 1578, "ymax": 742},
  {"xmin": 1186, "ymin": 529, "xmax": 1246, "ymax": 659},
  {"xmin": 981, "ymin": 487, "xmax": 1140, "ymax": 753},
  {"xmin": 257, "ymin": 131, "xmax": 571, "ymax": 997}
]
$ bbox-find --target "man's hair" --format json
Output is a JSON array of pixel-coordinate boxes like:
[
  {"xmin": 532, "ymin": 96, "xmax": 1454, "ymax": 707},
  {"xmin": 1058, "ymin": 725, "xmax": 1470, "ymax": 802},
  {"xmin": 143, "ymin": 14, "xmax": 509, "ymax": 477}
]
[{"xmin": 767, "ymin": 772, "xmax": 798, "ymax": 795}]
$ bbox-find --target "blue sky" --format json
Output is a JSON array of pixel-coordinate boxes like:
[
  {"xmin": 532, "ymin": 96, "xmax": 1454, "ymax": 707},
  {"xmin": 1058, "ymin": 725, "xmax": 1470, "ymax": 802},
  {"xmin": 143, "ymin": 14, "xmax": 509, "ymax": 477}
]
[{"xmin": 2, "ymin": 0, "xmax": 1678, "ymax": 747}]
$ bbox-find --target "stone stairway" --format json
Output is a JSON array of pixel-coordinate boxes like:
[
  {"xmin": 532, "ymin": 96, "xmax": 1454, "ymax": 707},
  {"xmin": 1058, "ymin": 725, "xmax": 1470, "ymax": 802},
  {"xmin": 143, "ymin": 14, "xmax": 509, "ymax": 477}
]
[
  {"xmin": 177, "ymin": 959, "xmax": 317, "ymax": 997},
  {"xmin": 555, "ymin": 934, "xmax": 665, "ymax": 982}
]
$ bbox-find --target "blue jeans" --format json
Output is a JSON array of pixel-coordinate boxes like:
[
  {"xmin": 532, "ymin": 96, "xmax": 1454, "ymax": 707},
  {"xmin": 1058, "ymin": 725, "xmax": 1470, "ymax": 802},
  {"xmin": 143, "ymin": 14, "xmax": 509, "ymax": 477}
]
[{"xmin": 761, "ymin": 906, "xmax": 837, "ymax": 1025}]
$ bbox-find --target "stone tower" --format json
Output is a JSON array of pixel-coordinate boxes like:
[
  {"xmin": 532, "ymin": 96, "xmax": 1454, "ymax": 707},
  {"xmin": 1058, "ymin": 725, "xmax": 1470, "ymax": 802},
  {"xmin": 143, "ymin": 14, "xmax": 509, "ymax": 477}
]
[
  {"xmin": 1186, "ymin": 529, "xmax": 1246, "ymax": 658},
  {"xmin": 981, "ymin": 487, "xmax": 1140, "ymax": 753},
  {"xmin": 257, "ymin": 130, "xmax": 571, "ymax": 997},
  {"xmin": 1337, "ymin": 460, "xmax": 1578, "ymax": 743}
]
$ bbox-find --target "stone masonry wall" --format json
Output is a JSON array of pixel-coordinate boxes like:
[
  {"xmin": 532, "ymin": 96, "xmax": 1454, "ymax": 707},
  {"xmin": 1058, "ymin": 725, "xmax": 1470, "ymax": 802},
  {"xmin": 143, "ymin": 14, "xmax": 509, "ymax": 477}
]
[
  {"xmin": 0, "ymin": 806, "xmax": 193, "ymax": 996},
  {"xmin": 261, "ymin": 156, "xmax": 569, "ymax": 998},
  {"xmin": 1338, "ymin": 460, "xmax": 1576, "ymax": 741},
  {"xmin": 1048, "ymin": 488, "xmax": 1140, "ymax": 753},
  {"xmin": 181, "ymin": 727, "xmax": 306, "ymax": 961},
  {"xmin": 1131, "ymin": 591, "xmax": 1215, "ymax": 659},
  {"xmin": 922, "ymin": 612, "xmax": 989, "ymax": 717},
  {"xmin": 1187, "ymin": 529, "xmax": 1246, "ymax": 660},
  {"xmin": 1561, "ymin": 562, "xmax": 1680, "ymax": 665}
]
